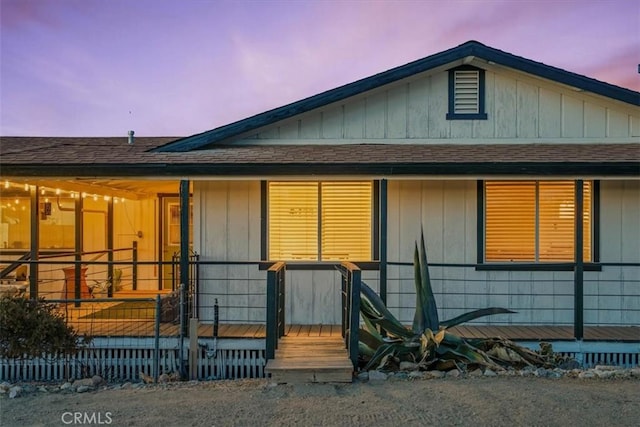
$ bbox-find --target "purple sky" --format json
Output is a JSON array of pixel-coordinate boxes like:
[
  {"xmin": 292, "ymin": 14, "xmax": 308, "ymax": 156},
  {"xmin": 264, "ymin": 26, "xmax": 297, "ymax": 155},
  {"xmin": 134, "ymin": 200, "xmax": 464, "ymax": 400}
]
[{"xmin": 1, "ymin": 0, "xmax": 638, "ymax": 137}]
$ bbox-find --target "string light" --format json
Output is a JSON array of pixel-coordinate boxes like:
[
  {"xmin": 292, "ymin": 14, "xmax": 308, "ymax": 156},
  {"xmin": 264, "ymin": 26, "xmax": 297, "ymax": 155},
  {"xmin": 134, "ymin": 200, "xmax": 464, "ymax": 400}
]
[{"xmin": 2, "ymin": 180, "xmax": 130, "ymax": 207}]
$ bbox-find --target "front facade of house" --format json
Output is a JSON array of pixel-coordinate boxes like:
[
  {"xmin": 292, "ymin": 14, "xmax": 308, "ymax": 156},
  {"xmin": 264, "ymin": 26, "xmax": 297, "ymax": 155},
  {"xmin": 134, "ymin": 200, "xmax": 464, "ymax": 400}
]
[{"xmin": 1, "ymin": 41, "xmax": 639, "ymax": 333}]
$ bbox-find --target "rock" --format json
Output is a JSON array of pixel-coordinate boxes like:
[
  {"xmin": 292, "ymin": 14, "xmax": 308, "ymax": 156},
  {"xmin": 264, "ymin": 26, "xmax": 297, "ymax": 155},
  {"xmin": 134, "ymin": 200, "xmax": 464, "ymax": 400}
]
[
  {"xmin": 469, "ymin": 369, "xmax": 483, "ymax": 377},
  {"xmin": 579, "ymin": 371, "xmax": 595, "ymax": 379},
  {"xmin": 60, "ymin": 382, "xmax": 73, "ymax": 390},
  {"xmin": 9, "ymin": 386, "xmax": 22, "ymax": 399},
  {"xmin": 73, "ymin": 378, "xmax": 96, "ymax": 388},
  {"xmin": 425, "ymin": 370, "xmax": 445, "ymax": 379},
  {"xmin": 76, "ymin": 385, "xmax": 91, "ymax": 393},
  {"xmin": 356, "ymin": 372, "xmax": 369, "ymax": 382},
  {"xmin": 91, "ymin": 375, "xmax": 105, "ymax": 386},
  {"xmin": 390, "ymin": 372, "xmax": 408, "ymax": 381},
  {"xmin": 399, "ymin": 361, "xmax": 419, "ymax": 371},
  {"xmin": 630, "ymin": 368, "xmax": 640, "ymax": 378},
  {"xmin": 595, "ymin": 365, "xmax": 621, "ymax": 371},
  {"xmin": 558, "ymin": 359, "xmax": 581, "ymax": 370},
  {"xmin": 120, "ymin": 382, "xmax": 132, "ymax": 389},
  {"xmin": 595, "ymin": 370, "xmax": 616, "ymax": 379},
  {"xmin": 484, "ymin": 369, "xmax": 497, "ymax": 377},
  {"xmin": 38, "ymin": 386, "xmax": 48, "ymax": 392},
  {"xmin": 408, "ymin": 371, "xmax": 424, "ymax": 380},
  {"xmin": 534, "ymin": 368, "xmax": 549, "ymax": 377},
  {"xmin": 0, "ymin": 382, "xmax": 11, "ymax": 393},
  {"xmin": 368, "ymin": 370, "xmax": 388, "ymax": 381},
  {"xmin": 158, "ymin": 373, "xmax": 170, "ymax": 384},
  {"xmin": 446, "ymin": 369, "xmax": 460, "ymax": 378}
]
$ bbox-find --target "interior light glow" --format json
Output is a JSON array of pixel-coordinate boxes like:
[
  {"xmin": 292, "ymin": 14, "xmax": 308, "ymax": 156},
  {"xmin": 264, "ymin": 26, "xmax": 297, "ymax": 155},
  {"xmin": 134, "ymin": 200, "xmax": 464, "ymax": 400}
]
[
  {"xmin": 24, "ymin": 184, "xmax": 29, "ymax": 191},
  {"xmin": 55, "ymin": 188, "xmax": 61, "ymax": 195},
  {"xmin": 82, "ymin": 192, "xmax": 87, "ymax": 198},
  {"xmin": 41, "ymin": 188, "xmax": 46, "ymax": 195},
  {"xmin": 4, "ymin": 181, "xmax": 9, "ymax": 189},
  {"xmin": 104, "ymin": 195, "xmax": 110, "ymax": 201},
  {"xmin": 93, "ymin": 195, "xmax": 98, "ymax": 201}
]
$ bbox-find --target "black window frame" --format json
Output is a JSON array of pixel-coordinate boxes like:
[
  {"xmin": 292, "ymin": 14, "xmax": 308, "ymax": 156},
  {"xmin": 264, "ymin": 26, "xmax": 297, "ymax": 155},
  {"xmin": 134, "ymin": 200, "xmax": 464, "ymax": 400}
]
[
  {"xmin": 446, "ymin": 65, "xmax": 488, "ymax": 120},
  {"xmin": 476, "ymin": 180, "xmax": 601, "ymax": 271}
]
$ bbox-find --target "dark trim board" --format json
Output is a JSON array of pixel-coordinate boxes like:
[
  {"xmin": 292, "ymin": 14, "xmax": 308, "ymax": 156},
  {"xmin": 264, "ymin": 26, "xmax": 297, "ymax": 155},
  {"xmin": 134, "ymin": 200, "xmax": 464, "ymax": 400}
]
[{"xmin": 4, "ymin": 162, "xmax": 639, "ymax": 177}]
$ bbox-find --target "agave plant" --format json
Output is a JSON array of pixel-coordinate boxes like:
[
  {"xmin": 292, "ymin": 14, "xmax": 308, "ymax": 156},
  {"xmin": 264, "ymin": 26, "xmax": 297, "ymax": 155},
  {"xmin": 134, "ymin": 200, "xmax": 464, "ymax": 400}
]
[{"xmin": 356, "ymin": 230, "xmax": 556, "ymax": 372}]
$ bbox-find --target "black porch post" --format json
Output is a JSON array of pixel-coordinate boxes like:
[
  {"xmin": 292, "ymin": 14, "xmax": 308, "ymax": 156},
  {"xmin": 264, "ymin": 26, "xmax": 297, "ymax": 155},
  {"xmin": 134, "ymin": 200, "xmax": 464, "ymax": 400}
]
[
  {"xmin": 379, "ymin": 179, "xmax": 388, "ymax": 304},
  {"xmin": 574, "ymin": 180, "xmax": 584, "ymax": 340},
  {"xmin": 29, "ymin": 186, "xmax": 39, "ymax": 299},
  {"xmin": 179, "ymin": 180, "xmax": 190, "ymax": 336},
  {"xmin": 74, "ymin": 195, "xmax": 83, "ymax": 307},
  {"xmin": 107, "ymin": 197, "xmax": 114, "ymax": 297}
]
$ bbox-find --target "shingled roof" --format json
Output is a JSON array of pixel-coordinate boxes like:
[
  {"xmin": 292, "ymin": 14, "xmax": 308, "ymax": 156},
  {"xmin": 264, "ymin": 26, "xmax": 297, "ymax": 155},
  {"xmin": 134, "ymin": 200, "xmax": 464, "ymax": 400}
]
[{"xmin": 1, "ymin": 137, "xmax": 638, "ymax": 177}]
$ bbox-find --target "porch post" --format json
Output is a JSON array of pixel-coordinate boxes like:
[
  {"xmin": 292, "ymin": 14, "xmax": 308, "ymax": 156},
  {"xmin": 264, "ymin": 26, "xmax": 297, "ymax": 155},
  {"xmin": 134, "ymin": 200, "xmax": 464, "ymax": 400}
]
[
  {"xmin": 74, "ymin": 195, "xmax": 83, "ymax": 307},
  {"xmin": 107, "ymin": 197, "xmax": 114, "ymax": 297},
  {"xmin": 179, "ymin": 180, "xmax": 190, "ymax": 336},
  {"xmin": 29, "ymin": 185, "xmax": 39, "ymax": 299},
  {"xmin": 379, "ymin": 179, "xmax": 388, "ymax": 304},
  {"xmin": 574, "ymin": 180, "xmax": 584, "ymax": 340}
]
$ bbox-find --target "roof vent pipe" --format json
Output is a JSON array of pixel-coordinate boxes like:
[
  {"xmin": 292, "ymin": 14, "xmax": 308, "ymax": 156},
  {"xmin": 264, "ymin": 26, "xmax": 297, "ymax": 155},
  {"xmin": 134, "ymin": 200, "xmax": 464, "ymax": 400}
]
[{"xmin": 128, "ymin": 130, "xmax": 135, "ymax": 145}]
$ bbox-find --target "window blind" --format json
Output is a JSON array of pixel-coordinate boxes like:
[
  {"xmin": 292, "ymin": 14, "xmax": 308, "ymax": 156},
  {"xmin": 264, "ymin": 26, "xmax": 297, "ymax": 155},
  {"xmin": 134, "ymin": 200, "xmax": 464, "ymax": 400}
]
[
  {"xmin": 485, "ymin": 181, "xmax": 592, "ymax": 262},
  {"xmin": 321, "ymin": 182, "xmax": 372, "ymax": 261},
  {"xmin": 485, "ymin": 181, "xmax": 536, "ymax": 261},
  {"xmin": 268, "ymin": 182, "xmax": 318, "ymax": 260}
]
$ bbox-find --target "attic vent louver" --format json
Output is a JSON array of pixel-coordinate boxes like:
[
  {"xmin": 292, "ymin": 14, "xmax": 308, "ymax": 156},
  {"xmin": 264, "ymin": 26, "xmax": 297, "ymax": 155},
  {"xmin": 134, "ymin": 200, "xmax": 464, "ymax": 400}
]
[
  {"xmin": 446, "ymin": 66, "xmax": 487, "ymax": 120},
  {"xmin": 128, "ymin": 130, "xmax": 134, "ymax": 145},
  {"xmin": 453, "ymin": 69, "xmax": 480, "ymax": 114}
]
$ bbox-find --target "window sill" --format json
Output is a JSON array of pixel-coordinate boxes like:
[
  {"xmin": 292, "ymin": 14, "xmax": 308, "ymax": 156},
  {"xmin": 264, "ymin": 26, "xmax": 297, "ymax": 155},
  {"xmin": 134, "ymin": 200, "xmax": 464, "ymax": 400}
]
[
  {"xmin": 446, "ymin": 112, "xmax": 488, "ymax": 120},
  {"xmin": 476, "ymin": 263, "xmax": 602, "ymax": 272},
  {"xmin": 259, "ymin": 261, "xmax": 379, "ymax": 271}
]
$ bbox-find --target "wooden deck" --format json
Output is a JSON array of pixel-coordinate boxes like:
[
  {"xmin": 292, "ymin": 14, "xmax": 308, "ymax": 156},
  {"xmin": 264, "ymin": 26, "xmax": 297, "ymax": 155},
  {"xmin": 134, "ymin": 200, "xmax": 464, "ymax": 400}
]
[{"xmin": 62, "ymin": 309, "xmax": 640, "ymax": 343}]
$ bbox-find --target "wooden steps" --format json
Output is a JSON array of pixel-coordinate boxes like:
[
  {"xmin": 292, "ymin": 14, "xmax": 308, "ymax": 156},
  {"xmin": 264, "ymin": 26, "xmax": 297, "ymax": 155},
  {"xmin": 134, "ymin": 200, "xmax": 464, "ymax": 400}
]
[{"xmin": 265, "ymin": 335, "xmax": 353, "ymax": 383}]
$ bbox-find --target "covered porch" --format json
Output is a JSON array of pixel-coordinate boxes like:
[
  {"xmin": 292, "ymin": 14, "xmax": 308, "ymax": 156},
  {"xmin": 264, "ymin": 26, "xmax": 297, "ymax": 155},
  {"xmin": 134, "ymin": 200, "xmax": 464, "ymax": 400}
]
[{"xmin": 0, "ymin": 178, "xmax": 191, "ymax": 300}]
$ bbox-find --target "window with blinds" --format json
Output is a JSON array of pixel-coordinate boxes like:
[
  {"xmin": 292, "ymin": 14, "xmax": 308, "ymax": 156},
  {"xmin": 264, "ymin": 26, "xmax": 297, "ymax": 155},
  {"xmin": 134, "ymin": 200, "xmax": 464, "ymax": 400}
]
[
  {"xmin": 485, "ymin": 181, "xmax": 592, "ymax": 262},
  {"xmin": 268, "ymin": 181, "xmax": 372, "ymax": 261}
]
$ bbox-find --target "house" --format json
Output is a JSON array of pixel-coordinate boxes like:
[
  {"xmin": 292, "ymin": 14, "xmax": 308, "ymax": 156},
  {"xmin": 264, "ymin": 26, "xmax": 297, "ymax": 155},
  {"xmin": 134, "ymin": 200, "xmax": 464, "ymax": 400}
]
[{"xmin": 1, "ymin": 41, "xmax": 638, "ymax": 353}]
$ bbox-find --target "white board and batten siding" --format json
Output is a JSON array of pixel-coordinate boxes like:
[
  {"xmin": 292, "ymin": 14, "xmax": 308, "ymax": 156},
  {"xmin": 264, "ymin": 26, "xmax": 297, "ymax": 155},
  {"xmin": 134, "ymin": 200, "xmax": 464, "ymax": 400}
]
[{"xmin": 224, "ymin": 63, "xmax": 639, "ymax": 144}]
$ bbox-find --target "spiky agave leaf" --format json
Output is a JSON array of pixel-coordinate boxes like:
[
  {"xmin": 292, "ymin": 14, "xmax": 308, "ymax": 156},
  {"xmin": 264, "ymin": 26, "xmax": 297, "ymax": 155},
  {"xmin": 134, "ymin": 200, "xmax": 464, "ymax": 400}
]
[
  {"xmin": 440, "ymin": 308, "xmax": 516, "ymax": 329},
  {"xmin": 413, "ymin": 230, "xmax": 439, "ymax": 333},
  {"xmin": 359, "ymin": 328, "xmax": 384, "ymax": 352},
  {"xmin": 364, "ymin": 343, "xmax": 400, "ymax": 371},
  {"xmin": 412, "ymin": 242, "xmax": 426, "ymax": 334},
  {"xmin": 437, "ymin": 331, "xmax": 502, "ymax": 370},
  {"xmin": 360, "ymin": 281, "xmax": 414, "ymax": 339}
]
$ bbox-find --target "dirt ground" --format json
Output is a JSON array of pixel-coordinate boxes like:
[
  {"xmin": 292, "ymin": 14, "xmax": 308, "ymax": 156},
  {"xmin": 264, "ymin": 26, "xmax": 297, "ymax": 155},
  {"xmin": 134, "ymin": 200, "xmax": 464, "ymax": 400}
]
[{"xmin": 1, "ymin": 377, "xmax": 639, "ymax": 427}]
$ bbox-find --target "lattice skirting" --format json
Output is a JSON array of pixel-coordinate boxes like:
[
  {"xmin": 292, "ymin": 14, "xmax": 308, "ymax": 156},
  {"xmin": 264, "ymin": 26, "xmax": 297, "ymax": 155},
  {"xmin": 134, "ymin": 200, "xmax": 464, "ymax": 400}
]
[
  {"xmin": 520, "ymin": 341, "xmax": 640, "ymax": 368},
  {"xmin": 0, "ymin": 338, "xmax": 266, "ymax": 382}
]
